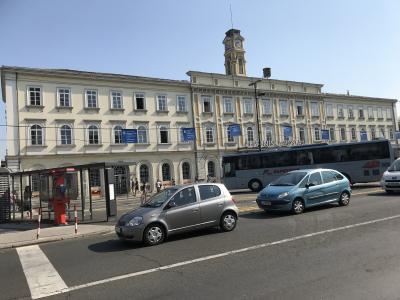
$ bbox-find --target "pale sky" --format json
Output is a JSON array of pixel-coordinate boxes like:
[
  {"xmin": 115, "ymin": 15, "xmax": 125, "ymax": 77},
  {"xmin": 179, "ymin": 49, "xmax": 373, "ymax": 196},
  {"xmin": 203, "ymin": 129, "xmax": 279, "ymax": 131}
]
[{"xmin": 1, "ymin": 0, "xmax": 399, "ymax": 160}]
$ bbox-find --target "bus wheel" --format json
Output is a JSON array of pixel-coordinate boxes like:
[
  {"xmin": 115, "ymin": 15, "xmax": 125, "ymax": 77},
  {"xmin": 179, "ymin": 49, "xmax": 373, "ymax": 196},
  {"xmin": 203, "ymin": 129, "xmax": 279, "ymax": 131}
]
[{"xmin": 248, "ymin": 179, "xmax": 263, "ymax": 192}]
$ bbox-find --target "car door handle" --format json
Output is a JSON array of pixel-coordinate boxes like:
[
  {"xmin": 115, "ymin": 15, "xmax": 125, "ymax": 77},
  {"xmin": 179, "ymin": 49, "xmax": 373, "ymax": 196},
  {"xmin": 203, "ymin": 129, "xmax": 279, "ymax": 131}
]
[
  {"xmin": 192, "ymin": 208, "xmax": 199, "ymax": 212},
  {"xmin": 217, "ymin": 202, "xmax": 224, "ymax": 206}
]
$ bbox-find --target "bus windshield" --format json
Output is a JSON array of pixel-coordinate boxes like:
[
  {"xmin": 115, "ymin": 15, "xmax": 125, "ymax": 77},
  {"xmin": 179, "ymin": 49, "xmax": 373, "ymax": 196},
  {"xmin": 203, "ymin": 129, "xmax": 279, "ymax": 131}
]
[{"xmin": 270, "ymin": 172, "xmax": 308, "ymax": 186}]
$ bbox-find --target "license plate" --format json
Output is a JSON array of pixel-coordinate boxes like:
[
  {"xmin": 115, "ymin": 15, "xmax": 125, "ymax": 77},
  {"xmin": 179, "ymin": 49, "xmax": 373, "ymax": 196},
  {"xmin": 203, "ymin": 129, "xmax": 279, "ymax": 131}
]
[{"xmin": 262, "ymin": 201, "xmax": 271, "ymax": 205}]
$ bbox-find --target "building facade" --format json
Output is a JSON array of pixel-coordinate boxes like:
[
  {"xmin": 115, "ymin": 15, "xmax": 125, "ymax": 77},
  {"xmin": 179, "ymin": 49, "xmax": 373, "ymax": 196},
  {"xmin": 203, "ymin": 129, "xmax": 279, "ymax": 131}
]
[
  {"xmin": 1, "ymin": 28, "xmax": 398, "ymax": 185},
  {"xmin": 1, "ymin": 67, "xmax": 195, "ymax": 193}
]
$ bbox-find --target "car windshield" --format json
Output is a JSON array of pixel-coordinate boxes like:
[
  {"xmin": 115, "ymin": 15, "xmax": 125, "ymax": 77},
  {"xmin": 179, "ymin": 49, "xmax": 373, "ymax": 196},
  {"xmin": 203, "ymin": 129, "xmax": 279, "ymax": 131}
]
[
  {"xmin": 388, "ymin": 160, "xmax": 400, "ymax": 172},
  {"xmin": 141, "ymin": 188, "xmax": 178, "ymax": 208},
  {"xmin": 270, "ymin": 172, "xmax": 308, "ymax": 186}
]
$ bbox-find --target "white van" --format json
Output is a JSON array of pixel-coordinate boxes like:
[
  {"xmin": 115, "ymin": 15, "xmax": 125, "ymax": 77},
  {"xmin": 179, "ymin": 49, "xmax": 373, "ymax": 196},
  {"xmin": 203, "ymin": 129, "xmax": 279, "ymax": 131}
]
[{"xmin": 381, "ymin": 158, "xmax": 400, "ymax": 193}]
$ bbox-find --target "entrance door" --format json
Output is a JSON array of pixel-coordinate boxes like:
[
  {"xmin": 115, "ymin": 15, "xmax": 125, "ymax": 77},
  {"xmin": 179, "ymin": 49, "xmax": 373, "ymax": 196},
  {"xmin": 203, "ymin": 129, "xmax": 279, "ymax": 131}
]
[{"xmin": 113, "ymin": 166, "xmax": 128, "ymax": 194}]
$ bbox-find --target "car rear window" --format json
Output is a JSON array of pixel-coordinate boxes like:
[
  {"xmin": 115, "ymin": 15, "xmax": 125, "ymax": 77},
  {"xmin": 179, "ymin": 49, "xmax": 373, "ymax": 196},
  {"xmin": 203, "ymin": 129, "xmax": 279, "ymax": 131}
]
[{"xmin": 199, "ymin": 185, "xmax": 221, "ymax": 201}]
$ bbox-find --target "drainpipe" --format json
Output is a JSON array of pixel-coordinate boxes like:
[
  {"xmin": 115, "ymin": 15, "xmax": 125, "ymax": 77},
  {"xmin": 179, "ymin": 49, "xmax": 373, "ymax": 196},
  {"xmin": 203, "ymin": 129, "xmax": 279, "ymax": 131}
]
[{"xmin": 189, "ymin": 82, "xmax": 199, "ymax": 181}]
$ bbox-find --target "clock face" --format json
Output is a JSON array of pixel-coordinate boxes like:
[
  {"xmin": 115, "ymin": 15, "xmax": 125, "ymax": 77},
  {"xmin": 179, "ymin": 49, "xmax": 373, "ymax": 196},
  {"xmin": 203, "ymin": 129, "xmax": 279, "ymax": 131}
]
[{"xmin": 235, "ymin": 39, "xmax": 241, "ymax": 48}]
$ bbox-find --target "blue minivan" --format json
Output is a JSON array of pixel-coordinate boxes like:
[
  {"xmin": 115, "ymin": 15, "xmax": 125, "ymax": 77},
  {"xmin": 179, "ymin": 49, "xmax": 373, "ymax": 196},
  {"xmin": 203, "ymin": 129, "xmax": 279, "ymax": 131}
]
[{"xmin": 256, "ymin": 169, "xmax": 351, "ymax": 214}]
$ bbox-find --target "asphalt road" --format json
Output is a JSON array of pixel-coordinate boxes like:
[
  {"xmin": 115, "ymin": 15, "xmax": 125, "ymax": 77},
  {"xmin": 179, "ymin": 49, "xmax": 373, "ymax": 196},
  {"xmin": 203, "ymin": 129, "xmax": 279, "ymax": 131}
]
[{"xmin": 2, "ymin": 187, "xmax": 400, "ymax": 300}]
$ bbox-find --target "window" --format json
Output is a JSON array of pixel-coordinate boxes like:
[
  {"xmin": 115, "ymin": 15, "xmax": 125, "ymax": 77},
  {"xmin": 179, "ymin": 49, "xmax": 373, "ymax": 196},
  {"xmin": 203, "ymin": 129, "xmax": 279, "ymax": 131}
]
[
  {"xmin": 157, "ymin": 95, "xmax": 168, "ymax": 111},
  {"xmin": 246, "ymin": 126, "xmax": 254, "ymax": 143},
  {"xmin": 263, "ymin": 99, "xmax": 272, "ymax": 115},
  {"xmin": 214, "ymin": 78, "xmax": 218, "ymax": 86},
  {"xmin": 314, "ymin": 127, "xmax": 320, "ymax": 141},
  {"xmin": 89, "ymin": 169, "xmax": 101, "ymax": 187},
  {"xmin": 329, "ymin": 128, "xmax": 335, "ymax": 141},
  {"xmin": 238, "ymin": 58, "xmax": 244, "ymax": 74},
  {"xmin": 170, "ymin": 187, "xmax": 197, "ymax": 206},
  {"xmin": 57, "ymin": 88, "xmax": 71, "ymax": 107},
  {"xmin": 337, "ymin": 105, "xmax": 344, "ymax": 118},
  {"xmin": 28, "ymin": 87, "xmax": 41, "ymax": 106},
  {"xmin": 137, "ymin": 125, "xmax": 148, "ymax": 144},
  {"xmin": 358, "ymin": 107, "xmax": 364, "ymax": 119},
  {"xmin": 326, "ymin": 104, "xmax": 333, "ymax": 117},
  {"xmin": 280, "ymin": 100, "xmax": 288, "ymax": 115},
  {"xmin": 159, "ymin": 125, "xmax": 169, "ymax": 144},
  {"xmin": 308, "ymin": 172, "xmax": 322, "ymax": 186},
  {"xmin": 113, "ymin": 125, "xmax": 123, "ymax": 144},
  {"xmin": 340, "ymin": 127, "xmax": 346, "ymax": 141},
  {"xmin": 298, "ymin": 128, "xmax": 305, "ymax": 142},
  {"xmin": 30, "ymin": 125, "xmax": 43, "ymax": 145},
  {"xmin": 223, "ymin": 97, "xmax": 234, "ymax": 113},
  {"xmin": 59, "ymin": 125, "xmax": 72, "ymax": 145},
  {"xmin": 202, "ymin": 96, "xmax": 213, "ymax": 113},
  {"xmin": 243, "ymin": 98, "xmax": 253, "ymax": 114},
  {"xmin": 380, "ymin": 128, "xmax": 385, "ymax": 138},
  {"xmin": 311, "ymin": 102, "xmax": 319, "ymax": 116},
  {"xmin": 296, "ymin": 101, "xmax": 304, "ymax": 116},
  {"xmin": 205, "ymin": 126, "xmax": 215, "ymax": 143},
  {"xmin": 162, "ymin": 163, "xmax": 171, "ymax": 181},
  {"xmin": 207, "ymin": 161, "xmax": 215, "ymax": 177},
  {"xmin": 377, "ymin": 107, "xmax": 383, "ymax": 119},
  {"xmin": 139, "ymin": 164, "xmax": 149, "ymax": 184},
  {"xmin": 86, "ymin": 90, "xmax": 98, "ymax": 108},
  {"xmin": 199, "ymin": 185, "xmax": 221, "ymax": 201},
  {"xmin": 321, "ymin": 171, "xmax": 337, "ymax": 184},
  {"xmin": 265, "ymin": 126, "xmax": 273, "ymax": 143},
  {"xmin": 387, "ymin": 108, "xmax": 392, "ymax": 119},
  {"xmin": 348, "ymin": 106, "xmax": 354, "ymax": 119},
  {"xmin": 182, "ymin": 162, "xmax": 191, "ymax": 180},
  {"xmin": 177, "ymin": 96, "xmax": 187, "ymax": 112},
  {"xmin": 226, "ymin": 126, "xmax": 235, "ymax": 143},
  {"xmin": 111, "ymin": 91, "xmax": 122, "ymax": 109},
  {"xmin": 351, "ymin": 127, "xmax": 356, "ymax": 140},
  {"xmin": 88, "ymin": 125, "xmax": 100, "ymax": 144},
  {"xmin": 370, "ymin": 127, "xmax": 376, "ymax": 140},
  {"xmin": 135, "ymin": 93, "xmax": 145, "ymax": 110},
  {"xmin": 368, "ymin": 106, "xmax": 374, "ymax": 118}
]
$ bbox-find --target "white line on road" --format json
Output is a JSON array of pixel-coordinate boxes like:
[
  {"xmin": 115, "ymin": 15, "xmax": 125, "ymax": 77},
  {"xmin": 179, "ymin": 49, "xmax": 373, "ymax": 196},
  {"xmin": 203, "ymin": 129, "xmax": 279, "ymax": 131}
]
[
  {"xmin": 16, "ymin": 245, "xmax": 68, "ymax": 299},
  {"xmin": 39, "ymin": 212, "xmax": 400, "ymax": 299}
]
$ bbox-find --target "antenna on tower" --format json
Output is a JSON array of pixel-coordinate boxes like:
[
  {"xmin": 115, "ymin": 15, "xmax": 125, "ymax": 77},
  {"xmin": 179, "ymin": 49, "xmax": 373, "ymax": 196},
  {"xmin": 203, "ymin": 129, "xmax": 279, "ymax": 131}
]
[{"xmin": 229, "ymin": 3, "xmax": 234, "ymax": 29}]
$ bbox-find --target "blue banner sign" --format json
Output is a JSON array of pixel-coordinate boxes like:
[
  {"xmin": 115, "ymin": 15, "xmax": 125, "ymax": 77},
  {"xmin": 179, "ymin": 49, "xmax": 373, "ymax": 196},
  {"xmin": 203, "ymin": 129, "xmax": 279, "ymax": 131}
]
[
  {"xmin": 283, "ymin": 126, "xmax": 292, "ymax": 138},
  {"xmin": 360, "ymin": 131, "xmax": 368, "ymax": 141},
  {"xmin": 228, "ymin": 124, "xmax": 241, "ymax": 136},
  {"xmin": 182, "ymin": 127, "xmax": 196, "ymax": 141},
  {"xmin": 321, "ymin": 129, "xmax": 329, "ymax": 140},
  {"xmin": 122, "ymin": 129, "xmax": 138, "ymax": 143}
]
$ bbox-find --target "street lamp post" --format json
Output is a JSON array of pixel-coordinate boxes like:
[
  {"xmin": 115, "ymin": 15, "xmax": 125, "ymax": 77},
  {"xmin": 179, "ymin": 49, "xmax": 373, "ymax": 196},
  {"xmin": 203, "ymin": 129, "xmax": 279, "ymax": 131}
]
[{"xmin": 249, "ymin": 79, "xmax": 263, "ymax": 152}]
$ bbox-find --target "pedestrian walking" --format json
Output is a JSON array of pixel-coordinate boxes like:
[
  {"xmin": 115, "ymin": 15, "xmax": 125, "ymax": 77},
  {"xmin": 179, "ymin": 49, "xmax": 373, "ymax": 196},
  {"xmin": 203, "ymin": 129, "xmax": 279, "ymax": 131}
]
[
  {"xmin": 134, "ymin": 178, "xmax": 139, "ymax": 196},
  {"xmin": 156, "ymin": 179, "xmax": 162, "ymax": 193}
]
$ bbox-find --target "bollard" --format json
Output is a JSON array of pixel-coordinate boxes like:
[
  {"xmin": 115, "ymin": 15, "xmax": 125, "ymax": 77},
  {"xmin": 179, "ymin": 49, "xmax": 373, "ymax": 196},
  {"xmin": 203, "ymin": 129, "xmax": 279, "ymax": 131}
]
[
  {"xmin": 36, "ymin": 207, "xmax": 42, "ymax": 239},
  {"xmin": 74, "ymin": 205, "xmax": 78, "ymax": 234}
]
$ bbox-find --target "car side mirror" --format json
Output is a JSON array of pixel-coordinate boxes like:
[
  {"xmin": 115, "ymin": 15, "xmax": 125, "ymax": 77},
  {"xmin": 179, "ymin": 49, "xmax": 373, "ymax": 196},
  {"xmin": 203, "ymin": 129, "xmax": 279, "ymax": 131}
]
[
  {"xmin": 166, "ymin": 201, "xmax": 177, "ymax": 209},
  {"xmin": 305, "ymin": 183, "xmax": 314, "ymax": 188}
]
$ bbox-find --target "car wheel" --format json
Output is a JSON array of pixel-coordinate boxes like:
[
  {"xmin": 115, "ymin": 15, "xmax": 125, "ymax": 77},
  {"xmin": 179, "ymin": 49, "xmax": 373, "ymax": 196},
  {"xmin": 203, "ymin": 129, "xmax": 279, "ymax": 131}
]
[
  {"xmin": 292, "ymin": 199, "xmax": 304, "ymax": 214},
  {"xmin": 143, "ymin": 224, "xmax": 165, "ymax": 246},
  {"xmin": 249, "ymin": 179, "xmax": 263, "ymax": 192},
  {"xmin": 338, "ymin": 191, "xmax": 350, "ymax": 206},
  {"xmin": 220, "ymin": 212, "xmax": 237, "ymax": 232}
]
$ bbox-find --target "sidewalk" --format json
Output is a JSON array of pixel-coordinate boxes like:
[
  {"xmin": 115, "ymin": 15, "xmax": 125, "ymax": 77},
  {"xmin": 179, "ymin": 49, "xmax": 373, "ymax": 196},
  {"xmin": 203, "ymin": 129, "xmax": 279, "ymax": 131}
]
[{"xmin": 0, "ymin": 222, "xmax": 114, "ymax": 249}]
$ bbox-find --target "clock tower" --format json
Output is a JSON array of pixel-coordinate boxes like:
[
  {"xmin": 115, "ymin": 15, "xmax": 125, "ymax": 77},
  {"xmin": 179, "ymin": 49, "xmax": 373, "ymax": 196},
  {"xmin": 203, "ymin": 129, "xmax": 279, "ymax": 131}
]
[{"xmin": 223, "ymin": 29, "xmax": 246, "ymax": 76}]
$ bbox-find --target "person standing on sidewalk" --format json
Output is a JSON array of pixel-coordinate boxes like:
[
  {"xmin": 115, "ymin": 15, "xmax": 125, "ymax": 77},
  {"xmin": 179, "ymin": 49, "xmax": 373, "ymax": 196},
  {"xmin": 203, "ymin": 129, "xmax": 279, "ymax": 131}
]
[
  {"xmin": 156, "ymin": 179, "xmax": 162, "ymax": 193},
  {"xmin": 134, "ymin": 178, "xmax": 139, "ymax": 197}
]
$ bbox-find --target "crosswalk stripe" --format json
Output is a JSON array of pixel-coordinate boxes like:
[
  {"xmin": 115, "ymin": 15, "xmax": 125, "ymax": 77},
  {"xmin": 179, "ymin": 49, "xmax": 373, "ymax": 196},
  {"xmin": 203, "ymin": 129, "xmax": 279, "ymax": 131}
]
[{"xmin": 16, "ymin": 245, "xmax": 68, "ymax": 299}]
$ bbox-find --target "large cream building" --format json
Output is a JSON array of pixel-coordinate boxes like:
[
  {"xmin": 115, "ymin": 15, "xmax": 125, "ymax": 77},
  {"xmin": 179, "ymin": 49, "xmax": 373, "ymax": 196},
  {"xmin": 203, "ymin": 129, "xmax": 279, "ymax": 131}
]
[
  {"xmin": 1, "ymin": 28, "xmax": 398, "ymax": 188},
  {"xmin": 1, "ymin": 67, "xmax": 195, "ymax": 193}
]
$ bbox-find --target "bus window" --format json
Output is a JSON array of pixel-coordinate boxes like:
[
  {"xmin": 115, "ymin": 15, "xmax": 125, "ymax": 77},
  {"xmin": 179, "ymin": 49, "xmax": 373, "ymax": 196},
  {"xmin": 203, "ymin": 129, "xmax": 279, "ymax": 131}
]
[{"xmin": 223, "ymin": 160, "xmax": 236, "ymax": 177}]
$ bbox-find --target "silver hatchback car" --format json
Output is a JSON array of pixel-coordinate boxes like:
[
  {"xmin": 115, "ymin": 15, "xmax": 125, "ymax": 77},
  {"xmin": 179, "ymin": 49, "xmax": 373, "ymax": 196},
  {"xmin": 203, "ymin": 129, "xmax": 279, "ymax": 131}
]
[{"xmin": 116, "ymin": 183, "xmax": 239, "ymax": 245}]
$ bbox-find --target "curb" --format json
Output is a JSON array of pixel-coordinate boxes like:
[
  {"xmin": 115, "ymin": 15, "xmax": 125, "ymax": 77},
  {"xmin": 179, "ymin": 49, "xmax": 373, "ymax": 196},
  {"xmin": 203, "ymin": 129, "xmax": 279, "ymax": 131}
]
[{"xmin": 0, "ymin": 228, "xmax": 115, "ymax": 250}]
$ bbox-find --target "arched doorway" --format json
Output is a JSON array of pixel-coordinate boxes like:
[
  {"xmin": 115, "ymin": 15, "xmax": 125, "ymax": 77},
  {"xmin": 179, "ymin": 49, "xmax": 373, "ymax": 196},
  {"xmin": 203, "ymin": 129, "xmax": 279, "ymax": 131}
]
[
  {"xmin": 162, "ymin": 163, "xmax": 171, "ymax": 181},
  {"xmin": 182, "ymin": 162, "xmax": 191, "ymax": 183},
  {"xmin": 139, "ymin": 164, "xmax": 150, "ymax": 184},
  {"xmin": 207, "ymin": 161, "xmax": 215, "ymax": 180}
]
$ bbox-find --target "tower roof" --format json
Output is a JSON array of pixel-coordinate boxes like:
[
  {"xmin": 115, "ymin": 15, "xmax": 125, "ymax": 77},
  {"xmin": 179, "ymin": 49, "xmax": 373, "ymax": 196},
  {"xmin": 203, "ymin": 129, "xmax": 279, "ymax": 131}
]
[{"xmin": 225, "ymin": 29, "xmax": 241, "ymax": 37}]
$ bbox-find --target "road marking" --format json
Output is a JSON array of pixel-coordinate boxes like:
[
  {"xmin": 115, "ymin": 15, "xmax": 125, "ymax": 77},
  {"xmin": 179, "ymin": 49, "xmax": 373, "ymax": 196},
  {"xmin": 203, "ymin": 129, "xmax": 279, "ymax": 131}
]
[
  {"xmin": 43, "ymin": 213, "xmax": 400, "ymax": 298},
  {"xmin": 16, "ymin": 245, "xmax": 68, "ymax": 299}
]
